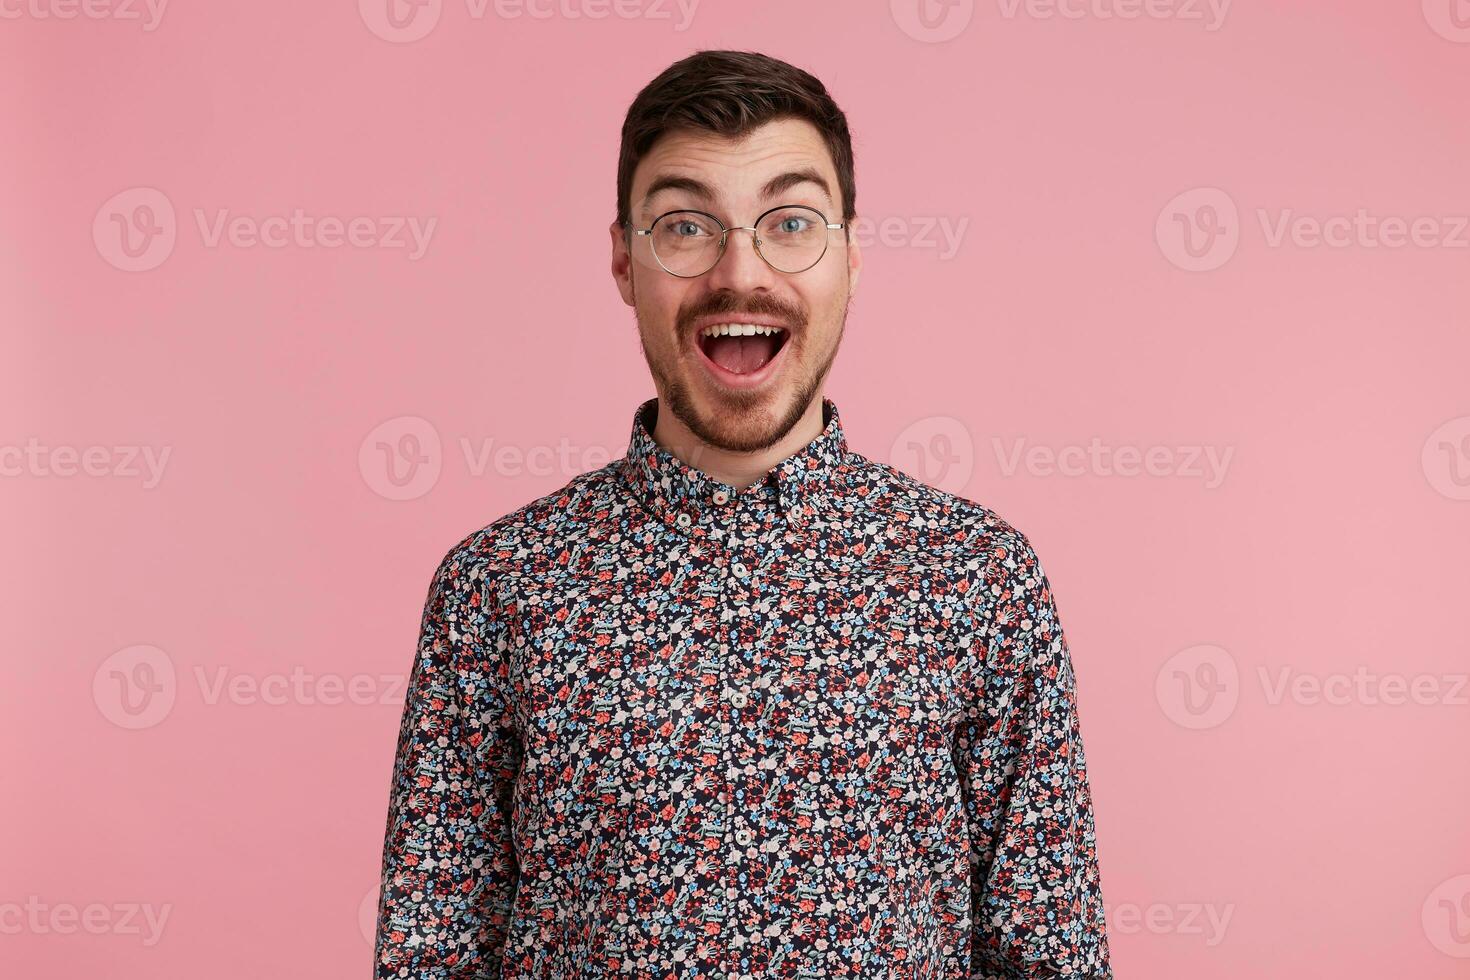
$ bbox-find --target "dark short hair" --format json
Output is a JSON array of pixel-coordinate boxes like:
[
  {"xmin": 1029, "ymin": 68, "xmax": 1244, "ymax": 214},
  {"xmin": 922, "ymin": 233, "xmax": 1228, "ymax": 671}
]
[{"xmin": 615, "ymin": 50, "xmax": 856, "ymax": 233}]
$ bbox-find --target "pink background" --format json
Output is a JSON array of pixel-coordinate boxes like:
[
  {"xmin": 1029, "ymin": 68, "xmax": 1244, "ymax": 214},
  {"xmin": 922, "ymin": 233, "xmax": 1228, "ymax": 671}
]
[{"xmin": 5, "ymin": 1, "xmax": 1470, "ymax": 977}]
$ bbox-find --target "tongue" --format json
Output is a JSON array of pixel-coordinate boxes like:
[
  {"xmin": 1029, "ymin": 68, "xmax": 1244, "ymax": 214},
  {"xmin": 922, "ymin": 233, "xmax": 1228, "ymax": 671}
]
[{"xmin": 706, "ymin": 334, "xmax": 778, "ymax": 375}]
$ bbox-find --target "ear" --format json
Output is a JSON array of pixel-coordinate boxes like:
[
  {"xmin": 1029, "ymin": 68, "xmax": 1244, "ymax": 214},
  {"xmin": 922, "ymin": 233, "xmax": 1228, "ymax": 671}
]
[
  {"xmin": 610, "ymin": 220, "xmax": 635, "ymax": 307},
  {"xmin": 845, "ymin": 219, "xmax": 862, "ymax": 296}
]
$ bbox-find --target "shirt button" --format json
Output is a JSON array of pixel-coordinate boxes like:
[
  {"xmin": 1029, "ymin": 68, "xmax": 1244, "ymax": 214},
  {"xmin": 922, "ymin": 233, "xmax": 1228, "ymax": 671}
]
[
  {"xmin": 729, "ymin": 691, "xmax": 748, "ymax": 708},
  {"xmin": 735, "ymin": 827, "xmax": 753, "ymax": 845},
  {"xmin": 712, "ymin": 489, "xmax": 729, "ymax": 505}
]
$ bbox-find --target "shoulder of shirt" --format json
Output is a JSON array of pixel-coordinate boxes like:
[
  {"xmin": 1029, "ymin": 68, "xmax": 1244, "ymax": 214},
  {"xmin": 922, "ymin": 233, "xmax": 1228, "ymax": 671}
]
[
  {"xmin": 843, "ymin": 452, "xmax": 1063, "ymax": 673},
  {"xmin": 840, "ymin": 448, "xmax": 1047, "ymax": 579},
  {"xmin": 427, "ymin": 459, "xmax": 626, "ymax": 584}
]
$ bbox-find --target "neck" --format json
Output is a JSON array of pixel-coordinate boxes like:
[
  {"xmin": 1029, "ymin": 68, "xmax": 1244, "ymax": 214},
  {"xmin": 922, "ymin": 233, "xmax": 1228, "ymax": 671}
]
[{"xmin": 649, "ymin": 396, "xmax": 826, "ymax": 492}]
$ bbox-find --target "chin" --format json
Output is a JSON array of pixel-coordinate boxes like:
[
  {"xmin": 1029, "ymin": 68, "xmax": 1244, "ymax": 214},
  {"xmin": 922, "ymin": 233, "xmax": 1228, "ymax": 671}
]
[{"xmin": 694, "ymin": 390, "xmax": 810, "ymax": 453}]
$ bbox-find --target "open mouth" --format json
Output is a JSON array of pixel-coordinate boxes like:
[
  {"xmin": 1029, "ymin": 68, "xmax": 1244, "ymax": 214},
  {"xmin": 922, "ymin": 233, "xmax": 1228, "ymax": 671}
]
[{"xmin": 695, "ymin": 323, "xmax": 791, "ymax": 377}]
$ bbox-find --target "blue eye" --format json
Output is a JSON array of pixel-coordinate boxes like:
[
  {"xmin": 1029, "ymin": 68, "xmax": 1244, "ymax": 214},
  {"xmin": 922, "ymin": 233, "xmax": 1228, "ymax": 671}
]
[{"xmin": 663, "ymin": 216, "xmax": 717, "ymax": 239}]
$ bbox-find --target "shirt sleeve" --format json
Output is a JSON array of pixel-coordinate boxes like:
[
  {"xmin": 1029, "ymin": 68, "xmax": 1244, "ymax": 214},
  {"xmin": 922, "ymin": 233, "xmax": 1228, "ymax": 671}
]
[
  {"xmin": 374, "ymin": 543, "xmax": 522, "ymax": 979},
  {"xmin": 953, "ymin": 533, "xmax": 1113, "ymax": 979}
]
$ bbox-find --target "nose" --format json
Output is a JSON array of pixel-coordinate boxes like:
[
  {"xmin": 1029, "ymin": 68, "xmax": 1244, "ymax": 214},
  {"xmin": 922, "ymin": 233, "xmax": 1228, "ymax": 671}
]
[{"xmin": 701, "ymin": 226, "xmax": 778, "ymax": 293}]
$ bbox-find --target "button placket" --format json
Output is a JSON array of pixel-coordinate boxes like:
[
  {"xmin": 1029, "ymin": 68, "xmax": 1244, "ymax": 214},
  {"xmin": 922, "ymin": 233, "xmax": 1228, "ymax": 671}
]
[
  {"xmin": 716, "ymin": 503, "xmax": 762, "ymax": 939},
  {"xmin": 723, "ymin": 500, "xmax": 771, "ymax": 952}
]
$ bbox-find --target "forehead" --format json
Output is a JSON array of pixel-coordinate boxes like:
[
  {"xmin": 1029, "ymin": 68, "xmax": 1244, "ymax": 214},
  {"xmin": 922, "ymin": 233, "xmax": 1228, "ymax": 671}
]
[{"xmin": 632, "ymin": 117, "xmax": 839, "ymax": 216}]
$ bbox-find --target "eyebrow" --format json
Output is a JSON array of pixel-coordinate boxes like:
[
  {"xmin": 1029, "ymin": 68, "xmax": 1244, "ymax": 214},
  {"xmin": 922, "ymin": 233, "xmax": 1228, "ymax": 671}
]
[{"xmin": 640, "ymin": 166, "xmax": 835, "ymax": 217}]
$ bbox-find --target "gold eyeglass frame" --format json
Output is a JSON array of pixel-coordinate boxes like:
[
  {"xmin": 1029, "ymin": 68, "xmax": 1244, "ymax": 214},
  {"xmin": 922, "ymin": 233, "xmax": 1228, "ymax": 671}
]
[{"xmin": 631, "ymin": 204, "xmax": 846, "ymax": 278}]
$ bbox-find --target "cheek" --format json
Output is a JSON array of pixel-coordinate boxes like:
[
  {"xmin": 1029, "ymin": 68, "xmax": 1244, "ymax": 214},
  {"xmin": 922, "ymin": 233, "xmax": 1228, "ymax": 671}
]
[
  {"xmin": 634, "ymin": 281, "xmax": 692, "ymax": 341},
  {"xmin": 807, "ymin": 262, "xmax": 850, "ymax": 304},
  {"xmin": 797, "ymin": 274, "xmax": 850, "ymax": 331}
]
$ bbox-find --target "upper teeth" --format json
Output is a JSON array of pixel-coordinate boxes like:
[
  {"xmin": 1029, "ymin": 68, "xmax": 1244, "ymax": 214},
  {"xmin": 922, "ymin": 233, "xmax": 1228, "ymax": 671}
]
[{"xmin": 701, "ymin": 323, "xmax": 785, "ymax": 338}]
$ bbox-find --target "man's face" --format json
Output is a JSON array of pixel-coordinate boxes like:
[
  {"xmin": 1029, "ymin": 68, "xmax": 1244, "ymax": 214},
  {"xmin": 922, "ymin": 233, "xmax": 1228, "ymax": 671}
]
[{"xmin": 610, "ymin": 117, "xmax": 861, "ymax": 453}]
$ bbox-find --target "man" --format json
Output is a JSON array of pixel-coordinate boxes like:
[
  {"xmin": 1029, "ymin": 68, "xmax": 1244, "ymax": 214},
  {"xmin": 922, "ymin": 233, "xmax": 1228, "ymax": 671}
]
[{"xmin": 375, "ymin": 49, "xmax": 1112, "ymax": 980}]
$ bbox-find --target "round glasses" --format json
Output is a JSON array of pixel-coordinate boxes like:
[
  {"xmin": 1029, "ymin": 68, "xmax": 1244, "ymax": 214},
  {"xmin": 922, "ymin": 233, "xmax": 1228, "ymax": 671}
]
[{"xmin": 632, "ymin": 205, "xmax": 845, "ymax": 278}]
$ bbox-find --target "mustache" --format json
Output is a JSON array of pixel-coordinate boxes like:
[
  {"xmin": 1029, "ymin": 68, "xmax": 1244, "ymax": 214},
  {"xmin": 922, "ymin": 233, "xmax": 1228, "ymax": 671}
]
[{"xmin": 679, "ymin": 293, "xmax": 807, "ymax": 335}]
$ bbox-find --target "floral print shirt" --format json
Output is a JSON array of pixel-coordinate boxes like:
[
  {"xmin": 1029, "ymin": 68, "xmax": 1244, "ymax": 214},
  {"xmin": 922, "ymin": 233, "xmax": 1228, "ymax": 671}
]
[{"xmin": 375, "ymin": 396, "xmax": 1112, "ymax": 980}]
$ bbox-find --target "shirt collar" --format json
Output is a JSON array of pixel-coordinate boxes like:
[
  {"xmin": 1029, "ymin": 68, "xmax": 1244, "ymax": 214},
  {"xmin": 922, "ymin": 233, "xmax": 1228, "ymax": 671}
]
[{"xmin": 618, "ymin": 396, "xmax": 851, "ymax": 532}]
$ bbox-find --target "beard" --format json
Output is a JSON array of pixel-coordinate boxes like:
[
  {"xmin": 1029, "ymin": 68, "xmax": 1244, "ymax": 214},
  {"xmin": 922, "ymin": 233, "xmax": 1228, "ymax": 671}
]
[{"xmin": 633, "ymin": 285, "xmax": 848, "ymax": 454}]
